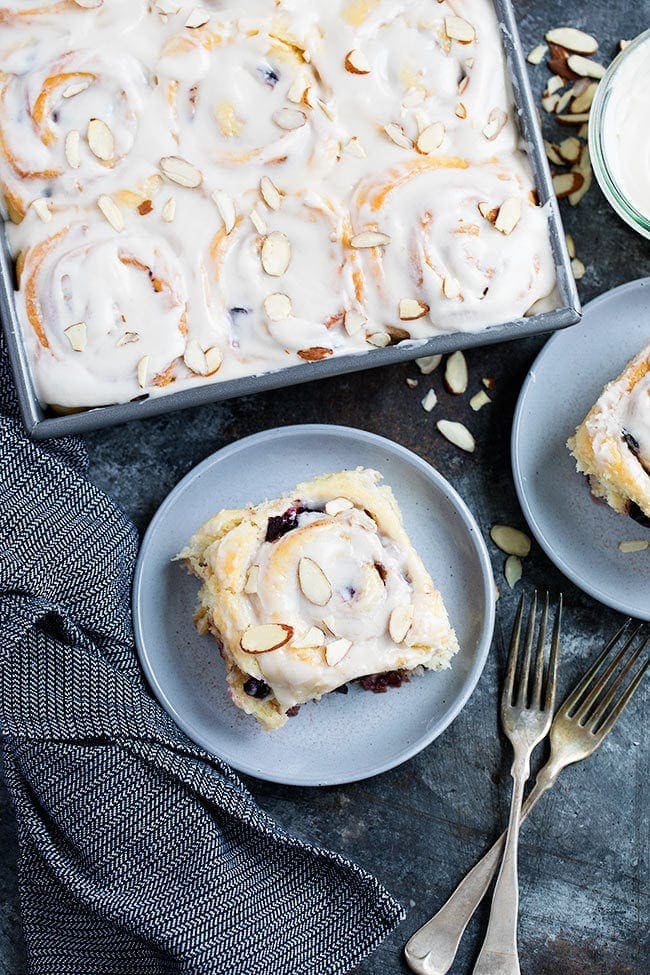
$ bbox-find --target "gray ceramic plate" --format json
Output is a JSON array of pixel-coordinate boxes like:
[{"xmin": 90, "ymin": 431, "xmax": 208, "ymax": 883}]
[
  {"xmin": 133, "ymin": 424, "xmax": 495, "ymax": 785},
  {"xmin": 512, "ymin": 277, "xmax": 649, "ymax": 621}
]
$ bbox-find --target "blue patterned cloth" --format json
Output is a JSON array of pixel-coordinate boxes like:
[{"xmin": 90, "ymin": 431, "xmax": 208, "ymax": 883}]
[{"xmin": 0, "ymin": 341, "xmax": 403, "ymax": 974}]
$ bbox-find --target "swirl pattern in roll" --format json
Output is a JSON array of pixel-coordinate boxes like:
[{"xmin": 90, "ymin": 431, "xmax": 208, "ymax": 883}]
[
  {"xmin": 1, "ymin": 0, "xmax": 557, "ymax": 409},
  {"xmin": 181, "ymin": 468, "xmax": 459, "ymax": 730}
]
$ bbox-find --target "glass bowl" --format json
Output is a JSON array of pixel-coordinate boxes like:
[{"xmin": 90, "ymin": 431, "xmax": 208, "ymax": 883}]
[{"xmin": 589, "ymin": 30, "xmax": 650, "ymax": 239}]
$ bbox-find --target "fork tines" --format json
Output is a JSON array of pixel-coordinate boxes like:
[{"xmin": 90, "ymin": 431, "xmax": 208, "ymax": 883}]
[
  {"xmin": 560, "ymin": 619, "xmax": 649, "ymax": 737},
  {"xmin": 505, "ymin": 591, "xmax": 562, "ymax": 713}
]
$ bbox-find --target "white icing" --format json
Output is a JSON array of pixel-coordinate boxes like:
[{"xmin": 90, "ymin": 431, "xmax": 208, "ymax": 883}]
[
  {"xmin": 621, "ymin": 370, "xmax": 650, "ymax": 470},
  {"xmin": 0, "ymin": 0, "xmax": 556, "ymax": 408}
]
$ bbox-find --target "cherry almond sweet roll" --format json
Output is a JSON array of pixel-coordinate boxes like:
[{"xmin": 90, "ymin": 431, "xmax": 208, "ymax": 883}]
[
  {"xmin": 180, "ymin": 469, "xmax": 459, "ymax": 730},
  {"xmin": 567, "ymin": 344, "xmax": 650, "ymax": 524}
]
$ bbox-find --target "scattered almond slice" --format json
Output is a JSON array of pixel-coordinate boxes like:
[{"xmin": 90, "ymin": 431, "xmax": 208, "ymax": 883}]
[
  {"xmin": 161, "ymin": 196, "xmax": 176, "ymax": 223},
  {"xmin": 571, "ymin": 257, "xmax": 585, "ymax": 280},
  {"xmin": 325, "ymin": 497, "xmax": 354, "ymax": 516},
  {"xmin": 421, "ymin": 389, "xmax": 438, "ymax": 412},
  {"xmin": 445, "ymin": 15, "xmax": 475, "ymax": 44},
  {"xmin": 495, "ymin": 197, "xmax": 521, "ymax": 235},
  {"xmin": 116, "ymin": 331, "xmax": 139, "ymax": 347},
  {"xmin": 455, "ymin": 102, "xmax": 467, "ymax": 120},
  {"xmin": 293, "ymin": 626, "xmax": 326, "ymax": 649},
  {"xmin": 272, "ymin": 107, "xmax": 307, "ymax": 130},
  {"xmin": 490, "ymin": 525, "xmax": 531, "ymax": 557},
  {"xmin": 62, "ymin": 80, "xmax": 90, "ymax": 98},
  {"xmin": 345, "ymin": 49, "xmax": 371, "ymax": 74},
  {"xmin": 558, "ymin": 136, "xmax": 582, "ymax": 162},
  {"xmin": 483, "ymin": 377, "xmax": 496, "ymax": 389},
  {"xmin": 555, "ymin": 89, "xmax": 573, "ymax": 114},
  {"xmin": 445, "ymin": 350, "xmax": 468, "ymax": 394},
  {"xmin": 542, "ymin": 93, "xmax": 560, "ymax": 113},
  {"xmin": 185, "ymin": 6, "xmax": 209, "ymax": 28},
  {"xmin": 565, "ymin": 233, "xmax": 576, "ymax": 258},
  {"xmin": 344, "ymin": 310, "xmax": 367, "ymax": 335},
  {"xmin": 264, "ymin": 293, "xmax": 292, "ymax": 321},
  {"xmin": 470, "ymin": 389, "xmax": 491, "ymax": 411},
  {"xmin": 566, "ymin": 54, "xmax": 605, "ymax": 79},
  {"xmin": 384, "ymin": 122, "xmax": 413, "ymax": 150},
  {"xmin": 367, "ymin": 332, "xmax": 391, "ymax": 348},
  {"xmin": 545, "ymin": 27, "xmax": 598, "ymax": 55},
  {"xmin": 437, "ymin": 420, "xmax": 476, "ymax": 452},
  {"xmin": 183, "ymin": 339, "xmax": 223, "ymax": 376},
  {"xmin": 406, "ymin": 377, "xmax": 418, "ymax": 389},
  {"xmin": 63, "ymin": 321, "xmax": 86, "ymax": 351},
  {"xmin": 244, "ymin": 564, "xmax": 259, "ymax": 594},
  {"xmin": 325, "ymin": 638, "xmax": 352, "ymax": 667},
  {"xmin": 249, "ymin": 206, "xmax": 267, "ymax": 234},
  {"xmin": 505, "ymin": 555, "xmax": 523, "ymax": 588},
  {"xmin": 297, "ymin": 346, "xmax": 333, "ymax": 360},
  {"xmin": 87, "ymin": 117, "xmax": 114, "ymax": 162},
  {"xmin": 31, "ymin": 198, "xmax": 51, "ymax": 223},
  {"xmin": 416, "ymin": 354, "xmax": 442, "ymax": 374},
  {"xmin": 350, "ymin": 230, "xmax": 391, "ymax": 248},
  {"xmin": 482, "ymin": 107, "xmax": 507, "ymax": 140},
  {"xmin": 569, "ymin": 146, "xmax": 592, "ymax": 205},
  {"xmin": 287, "ymin": 72, "xmax": 309, "ymax": 104},
  {"xmin": 442, "ymin": 276, "xmax": 461, "ymax": 300},
  {"xmin": 261, "ymin": 231, "xmax": 291, "ymax": 276},
  {"xmin": 399, "ymin": 298, "xmax": 429, "ymax": 320},
  {"xmin": 345, "ymin": 136, "xmax": 367, "ymax": 158},
  {"xmin": 544, "ymin": 140, "xmax": 564, "ymax": 165},
  {"xmin": 527, "ymin": 44, "xmax": 548, "ymax": 65},
  {"xmin": 478, "ymin": 201, "xmax": 498, "ymax": 223},
  {"xmin": 241, "ymin": 623, "xmax": 293, "ymax": 653},
  {"xmin": 545, "ymin": 75, "xmax": 565, "ymax": 95},
  {"xmin": 389, "ymin": 605, "xmax": 413, "ymax": 644},
  {"xmin": 571, "ymin": 81, "xmax": 598, "ymax": 113},
  {"xmin": 64, "ymin": 129, "xmax": 80, "ymax": 169},
  {"xmin": 298, "ymin": 557, "xmax": 332, "ymax": 606},
  {"xmin": 556, "ymin": 112, "xmax": 591, "ymax": 124},
  {"xmin": 160, "ymin": 155, "xmax": 202, "ymax": 187},
  {"xmin": 552, "ymin": 171, "xmax": 584, "ymax": 198},
  {"xmin": 137, "ymin": 354, "xmax": 150, "ymax": 389},
  {"xmin": 416, "ymin": 122, "xmax": 445, "ymax": 154},
  {"xmin": 618, "ymin": 540, "xmax": 649, "ymax": 554},
  {"xmin": 97, "ymin": 194, "xmax": 123, "ymax": 232},
  {"xmin": 260, "ymin": 176, "xmax": 281, "ymax": 211},
  {"xmin": 211, "ymin": 189, "xmax": 236, "ymax": 232}
]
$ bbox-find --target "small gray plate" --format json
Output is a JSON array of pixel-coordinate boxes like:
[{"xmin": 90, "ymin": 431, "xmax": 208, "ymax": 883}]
[
  {"xmin": 512, "ymin": 278, "xmax": 650, "ymax": 621},
  {"xmin": 133, "ymin": 424, "xmax": 495, "ymax": 786}
]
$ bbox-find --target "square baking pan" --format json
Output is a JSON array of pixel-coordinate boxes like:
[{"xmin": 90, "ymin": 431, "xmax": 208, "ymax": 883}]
[{"xmin": 0, "ymin": 0, "xmax": 580, "ymax": 440}]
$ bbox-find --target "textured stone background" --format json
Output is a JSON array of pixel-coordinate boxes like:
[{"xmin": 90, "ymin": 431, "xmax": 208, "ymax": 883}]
[{"xmin": 1, "ymin": 1, "xmax": 648, "ymax": 972}]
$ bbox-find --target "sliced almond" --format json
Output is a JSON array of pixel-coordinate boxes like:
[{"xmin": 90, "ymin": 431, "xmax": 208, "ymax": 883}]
[
  {"xmin": 97, "ymin": 194, "xmax": 123, "ymax": 232},
  {"xmin": 293, "ymin": 626, "xmax": 326, "ymax": 649},
  {"xmin": 264, "ymin": 292, "xmax": 292, "ymax": 321},
  {"xmin": 470, "ymin": 389, "xmax": 491, "ymax": 411},
  {"xmin": 63, "ymin": 321, "xmax": 86, "ymax": 351},
  {"xmin": 482, "ymin": 108, "xmax": 507, "ymax": 141},
  {"xmin": 249, "ymin": 206, "xmax": 267, "ymax": 235},
  {"xmin": 416, "ymin": 122, "xmax": 445, "ymax": 154},
  {"xmin": 160, "ymin": 155, "xmax": 202, "ymax": 188},
  {"xmin": 547, "ymin": 43, "xmax": 581, "ymax": 80},
  {"xmin": 542, "ymin": 93, "xmax": 560, "ymax": 113},
  {"xmin": 261, "ymin": 231, "xmax": 291, "ymax": 276},
  {"xmin": 494, "ymin": 197, "xmax": 521, "ymax": 235},
  {"xmin": 116, "ymin": 331, "xmax": 139, "ymax": 347},
  {"xmin": 478, "ymin": 201, "xmax": 499, "ymax": 223},
  {"xmin": 183, "ymin": 339, "xmax": 221, "ymax": 376},
  {"xmin": 618, "ymin": 540, "xmax": 649, "ymax": 554},
  {"xmin": 442, "ymin": 276, "xmax": 461, "ymax": 300},
  {"xmin": 571, "ymin": 257, "xmax": 586, "ymax": 280},
  {"xmin": 555, "ymin": 89, "xmax": 573, "ymax": 114},
  {"xmin": 137, "ymin": 354, "xmax": 150, "ymax": 389},
  {"xmin": 416, "ymin": 354, "xmax": 442, "ymax": 374},
  {"xmin": 344, "ymin": 310, "xmax": 367, "ymax": 335},
  {"xmin": 272, "ymin": 107, "xmax": 307, "ymax": 130},
  {"xmin": 185, "ymin": 6, "xmax": 209, "ymax": 28},
  {"xmin": 87, "ymin": 118, "xmax": 114, "ymax": 162},
  {"xmin": 444, "ymin": 15, "xmax": 475, "ymax": 44},
  {"xmin": 161, "ymin": 196, "xmax": 176, "ymax": 223},
  {"xmin": 298, "ymin": 557, "xmax": 332, "ymax": 606},
  {"xmin": 244, "ymin": 564, "xmax": 260, "ymax": 594},
  {"xmin": 490, "ymin": 525, "xmax": 531, "ymax": 557},
  {"xmin": 345, "ymin": 136, "xmax": 367, "ymax": 158},
  {"xmin": 325, "ymin": 638, "xmax": 352, "ymax": 667},
  {"xmin": 421, "ymin": 389, "xmax": 438, "ymax": 412},
  {"xmin": 527, "ymin": 44, "xmax": 548, "ymax": 65},
  {"xmin": 445, "ymin": 350, "xmax": 468, "ymax": 394},
  {"xmin": 544, "ymin": 140, "xmax": 564, "ymax": 165},
  {"xmin": 64, "ymin": 129, "xmax": 81, "ymax": 169},
  {"xmin": 483, "ymin": 377, "xmax": 496, "ymax": 390},
  {"xmin": 571, "ymin": 81, "xmax": 598, "ymax": 114},
  {"xmin": 566, "ymin": 54, "xmax": 605, "ymax": 79},
  {"xmin": 436, "ymin": 419, "xmax": 476, "ymax": 453},
  {"xmin": 211, "ymin": 189, "xmax": 236, "ymax": 233},
  {"xmin": 569, "ymin": 147, "xmax": 592, "ymax": 205},
  {"xmin": 345, "ymin": 49, "xmax": 371, "ymax": 74},
  {"xmin": 406, "ymin": 377, "xmax": 418, "ymax": 389},
  {"xmin": 545, "ymin": 27, "xmax": 598, "ymax": 55},
  {"xmin": 565, "ymin": 233, "xmax": 576, "ymax": 258},
  {"xmin": 505, "ymin": 555, "xmax": 523, "ymax": 588},
  {"xmin": 325, "ymin": 497, "xmax": 354, "ymax": 516},
  {"xmin": 552, "ymin": 171, "xmax": 584, "ymax": 199},
  {"xmin": 298, "ymin": 346, "xmax": 333, "ymax": 360},
  {"xmin": 384, "ymin": 122, "xmax": 413, "ymax": 150},
  {"xmin": 367, "ymin": 332, "xmax": 391, "ymax": 348},
  {"xmin": 558, "ymin": 136, "xmax": 582, "ymax": 162},
  {"xmin": 556, "ymin": 112, "xmax": 591, "ymax": 125},
  {"xmin": 62, "ymin": 80, "xmax": 90, "ymax": 98},
  {"xmin": 260, "ymin": 176, "xmax": 281, "ymax": 211},
  {"xmin": 240, "ymin": 623, "xmax": 293, "ymax": 653},
  {"xmin": 31, "ymin": 198, "xmax": 52, "ymax": 223},
  {"xmin": 455, "ymin": 102, "xmax": 467, "ymax": 119},
  {"xmin": 388, "ymin": 604, "xmax": 413, "ymax": 644},
  {"xmin": 545, "ymin": 75, "xmax": 565, "ymax": 96},
  {"xmin": 399, "ymin": 298, "xmax": 429, "ymax": 321},
  {"xmin": 350, "ymin": 230, "xmax": 391, "ymax": 249}
]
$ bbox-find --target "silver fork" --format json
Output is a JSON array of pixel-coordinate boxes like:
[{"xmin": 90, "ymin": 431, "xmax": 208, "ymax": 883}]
[
  {"xmin": 405, "ymin": 614, "xmax": 648, "ymax": 975},
  {"xmin": 471, "ymin": 592, "xmax": 559, "ymax": 975}
]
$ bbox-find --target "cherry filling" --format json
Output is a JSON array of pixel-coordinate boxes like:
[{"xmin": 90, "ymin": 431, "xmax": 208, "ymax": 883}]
[
  {"xmin": 265, "ymin": 502, "xmax": 325, "ymax": 542},
  {"xmin": 622, "ymin": 429, "xmax": 641, "ymax": 458},
  {"xmin": 359, "ymin": 670, "xmax": 410, "ymax": 693},
  {"xmin": 243, "ymin": 677, "xmax": 271, "ymax": 700}
]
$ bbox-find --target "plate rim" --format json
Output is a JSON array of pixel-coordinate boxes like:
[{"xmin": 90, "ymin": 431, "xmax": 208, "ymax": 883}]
[
  {"xmin": 511, "ymin": 277, "xmax": 650, "ymax": 621},
  {"xmin": 133, "ymin": 423, "xmax": 496, "ymax": 785}
]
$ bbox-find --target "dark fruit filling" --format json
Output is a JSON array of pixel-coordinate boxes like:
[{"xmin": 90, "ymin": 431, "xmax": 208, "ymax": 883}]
[
  {"xmin": 243, "ymin": 677, "xmax": 271, "ymax": 700},
  {"xmin": 286, "ymin": 705, "xmax": 301, "ymax": 717},
  {"xmin": 265, "ymin": 504, "xmax": 304, "ymax": 542},
  {"xmin": 622, "ymin": 430, "xmax": 641, "ymax": 458},
  {"xmin": 359, "ymin": 670, "xmax": 410, "ymax": 693},
  {"xmin": 334, "ymin": 684, "xmax": 349, "ymax": 694}
]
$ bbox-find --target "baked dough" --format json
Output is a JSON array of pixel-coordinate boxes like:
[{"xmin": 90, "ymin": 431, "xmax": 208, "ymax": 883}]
[
  {"xmin": 567, "ymin": 344, "xmax": 650, "ymax": 523},
  {"xmin": 180, "ymin": 468, "xmax": 459, "ymax": 729}
]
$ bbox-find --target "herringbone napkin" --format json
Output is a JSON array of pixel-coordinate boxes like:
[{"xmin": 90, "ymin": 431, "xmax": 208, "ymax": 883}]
[{"xmin": 0, "ymin": 340, "xmax": 403, "ymax": 975}]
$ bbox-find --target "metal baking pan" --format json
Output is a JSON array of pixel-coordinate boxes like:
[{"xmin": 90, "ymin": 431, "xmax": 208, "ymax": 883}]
[{"xmin": 0, "ymin": 0, "xmax": 580, "ymax": 440}]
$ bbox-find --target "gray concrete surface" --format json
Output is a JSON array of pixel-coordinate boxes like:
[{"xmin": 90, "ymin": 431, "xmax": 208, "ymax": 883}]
[{"xmin": 1, "ymin": 2, "xmax": 648, "ymax": 972}]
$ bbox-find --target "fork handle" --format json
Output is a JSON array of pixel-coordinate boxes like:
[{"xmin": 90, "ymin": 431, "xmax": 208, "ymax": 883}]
[
  {"xmin": 471, "ymin": 755, "xmax": 529, "ymax": 975},
  {"xmin": 404, "ymin": 759, "xmax": 562, "ymax": 975}
]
